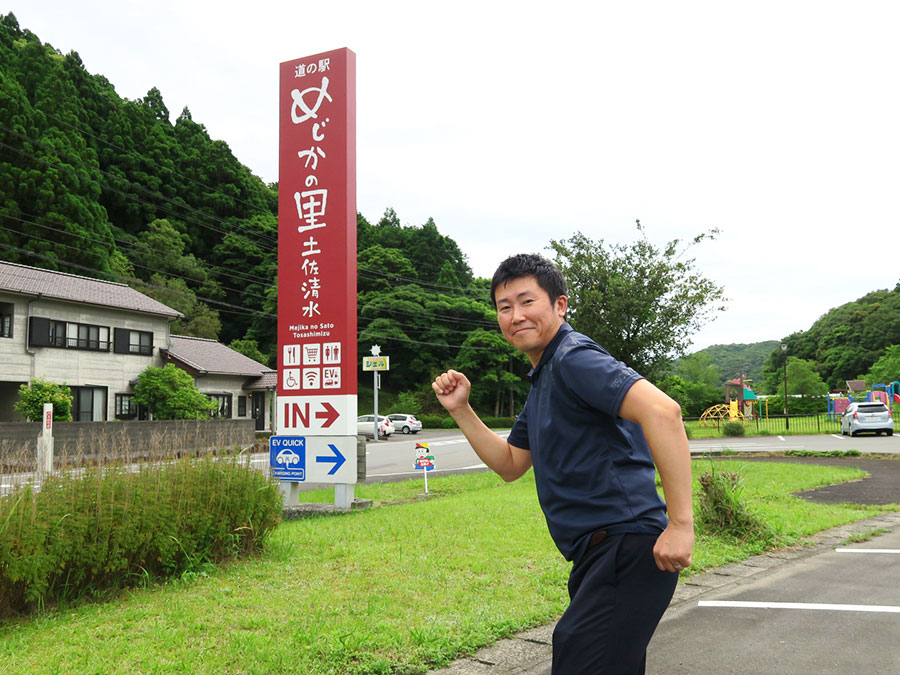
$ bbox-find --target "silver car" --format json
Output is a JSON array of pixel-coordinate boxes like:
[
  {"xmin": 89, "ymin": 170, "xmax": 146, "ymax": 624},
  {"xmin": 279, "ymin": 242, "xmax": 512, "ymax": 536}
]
[
  {"xmin": 840, "ymin": 402, "xmax": 894, "ymax": 437},
  {"xmin": 387, "ymin": 413, "xmax": 423, "ymax": 434}
]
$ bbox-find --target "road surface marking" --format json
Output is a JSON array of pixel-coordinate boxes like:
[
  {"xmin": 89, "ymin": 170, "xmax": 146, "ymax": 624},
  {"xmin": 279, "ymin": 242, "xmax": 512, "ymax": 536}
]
[
  {"xmin": 831, "ymin": 434, "xmax": 845, "ymax": 440},
  {"xmin": 778, "ymin": 436, "xmax": 786, "ymax": 441},
  {"xmin": 836, "ymin": 548, "xmax": 900, "ymax": 554},
  {"xmin": 700, "ymin": 600, "xmax": 900, "ymax": 613}
]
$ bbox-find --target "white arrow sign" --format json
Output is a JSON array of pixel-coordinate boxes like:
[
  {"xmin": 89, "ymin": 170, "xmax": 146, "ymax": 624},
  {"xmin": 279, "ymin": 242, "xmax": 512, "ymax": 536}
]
[{"xmin": 277, "ymin": 395, "xmax": 357, "ymax": 436}]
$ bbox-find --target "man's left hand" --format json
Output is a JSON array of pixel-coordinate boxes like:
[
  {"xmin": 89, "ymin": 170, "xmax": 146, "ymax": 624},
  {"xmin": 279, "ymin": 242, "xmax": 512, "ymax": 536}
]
[{"xmin": 653, "ymin": 521, "xmax": 694, "ymax": 573}]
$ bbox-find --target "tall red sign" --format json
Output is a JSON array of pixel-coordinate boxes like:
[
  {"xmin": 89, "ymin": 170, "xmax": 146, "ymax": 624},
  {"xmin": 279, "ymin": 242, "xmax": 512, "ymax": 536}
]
[{"xmin": 277, "ymin": 48, "xmax": 357, "ymax": 436}]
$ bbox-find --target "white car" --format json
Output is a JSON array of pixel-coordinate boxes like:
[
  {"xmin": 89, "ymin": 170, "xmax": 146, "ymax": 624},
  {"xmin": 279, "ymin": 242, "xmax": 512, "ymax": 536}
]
[
  {"xmin": 387, "ymin": 413, "xmax": 423, "ymax": 434},
  {"xmin": 840, "ymin": 402, "xmax": 893, "ymax": 437},
  {"xmin": 357, "ymin": 415, "xmax": 394, "ymax": 439}
]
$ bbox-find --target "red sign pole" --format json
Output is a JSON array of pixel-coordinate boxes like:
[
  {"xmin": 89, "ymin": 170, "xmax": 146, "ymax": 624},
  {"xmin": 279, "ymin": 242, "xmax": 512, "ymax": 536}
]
[{"xmin": 277, "ymin": 48, "xmax": 357, "ymax": 437}]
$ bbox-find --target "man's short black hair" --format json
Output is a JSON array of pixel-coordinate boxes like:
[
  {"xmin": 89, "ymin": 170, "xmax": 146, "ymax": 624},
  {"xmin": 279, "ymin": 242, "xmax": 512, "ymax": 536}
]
[{"xmin": 490, "ymin": 253, "xmax": 567, "ymax": 308}]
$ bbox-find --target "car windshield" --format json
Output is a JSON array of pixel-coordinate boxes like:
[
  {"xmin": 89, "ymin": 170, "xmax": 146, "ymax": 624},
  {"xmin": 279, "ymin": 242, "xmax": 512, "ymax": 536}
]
[{"xmin": 858, "ymin": 404, "xmax": 888, "ymax": 413}]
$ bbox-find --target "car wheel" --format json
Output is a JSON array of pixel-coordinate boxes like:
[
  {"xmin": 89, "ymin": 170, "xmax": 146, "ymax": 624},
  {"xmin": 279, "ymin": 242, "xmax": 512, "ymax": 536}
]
[
  {"xmin": 401, "ymin": 426, "xmax": 411, "ymax": 434},
  {"xmin": 889, "ymin": 430, "xmax": 894, "ymax": 436},
  {"xmin": 850, "ymin": 430, "xmax": 858, "ymax": 437}
]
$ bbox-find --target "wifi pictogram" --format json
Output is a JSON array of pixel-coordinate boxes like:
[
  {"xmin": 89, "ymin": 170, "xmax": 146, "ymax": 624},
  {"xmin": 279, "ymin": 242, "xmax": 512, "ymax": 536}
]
[{"xmin": 303, "ymin": 368, "xmax": 321, "ymax": 389}]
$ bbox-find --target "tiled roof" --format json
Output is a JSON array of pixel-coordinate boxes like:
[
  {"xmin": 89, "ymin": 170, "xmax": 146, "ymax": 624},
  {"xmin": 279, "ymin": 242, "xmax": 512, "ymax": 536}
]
[
  {"xmin": 165, "ymin": 335, "xmax": 269, "ymax": 376},
  {"xmin": 0, "ymin": 260, "xmax": 182, "ymax": 318},
  {"xmin": 245, "ymin": 370, "xmax": 277, "ymax": 389}
]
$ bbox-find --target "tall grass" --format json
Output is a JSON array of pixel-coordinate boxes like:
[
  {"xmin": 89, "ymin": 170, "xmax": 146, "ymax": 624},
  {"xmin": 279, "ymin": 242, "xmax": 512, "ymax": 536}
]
[{"xmin": 0, "ymin": 433, "xmax": 282, "ymax": 617}]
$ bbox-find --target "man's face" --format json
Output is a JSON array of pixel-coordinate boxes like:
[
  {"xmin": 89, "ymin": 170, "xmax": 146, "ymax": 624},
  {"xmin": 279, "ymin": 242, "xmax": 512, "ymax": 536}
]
[{"xmin": 495, "ymin": 275, "xmax": 567, "ymax": 366}]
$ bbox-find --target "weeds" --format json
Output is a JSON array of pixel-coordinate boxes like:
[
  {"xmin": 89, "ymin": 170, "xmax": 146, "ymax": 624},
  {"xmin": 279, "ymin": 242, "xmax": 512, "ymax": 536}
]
[
  {"xmin": 784, "ymin": 450, "xmax": 862, "ymax": 458},
  {"xmin": 696, "ymin": 463, "xmax": 776, "ymax": 544},
  {"xmin": 844, "ymin": 528, "xmax": 889, "ymax": 544}
]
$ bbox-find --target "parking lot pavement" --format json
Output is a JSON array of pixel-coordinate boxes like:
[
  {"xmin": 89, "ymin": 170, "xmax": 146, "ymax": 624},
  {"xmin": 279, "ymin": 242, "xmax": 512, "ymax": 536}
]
[
  {"xmin": 429, "ymin": 511, "xmax": 900, "ymax": 675},
  {"xmin": 649, "ymin": 513, "xmax": 900, "ymax": 674}
]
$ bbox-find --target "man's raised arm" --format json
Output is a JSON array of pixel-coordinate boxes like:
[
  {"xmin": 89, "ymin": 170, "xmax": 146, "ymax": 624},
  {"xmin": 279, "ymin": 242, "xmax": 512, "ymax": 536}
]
[{"xmin": 432, "ymin": 369, "xmax": 532, "ymax": 482}]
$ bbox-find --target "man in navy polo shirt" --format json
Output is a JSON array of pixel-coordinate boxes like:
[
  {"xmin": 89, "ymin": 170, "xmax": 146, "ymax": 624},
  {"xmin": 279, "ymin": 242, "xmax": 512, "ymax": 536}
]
[{"xmin": 433, "ymin": 253, "xmax": 694, "ymax": 674}]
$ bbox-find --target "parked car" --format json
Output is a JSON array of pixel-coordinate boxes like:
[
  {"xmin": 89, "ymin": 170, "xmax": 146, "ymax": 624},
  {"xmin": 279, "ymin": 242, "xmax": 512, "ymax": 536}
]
[
  {"xmin": 387, "ymin": 413, "xmax": 423, "ymax": 434},
  {"xmin": 357, "ymin": 414, "xmax": 395, "ymax": 439},
  {"xmin": 840, "ymin": 402, "xmax": 893, "ymax": 437}
]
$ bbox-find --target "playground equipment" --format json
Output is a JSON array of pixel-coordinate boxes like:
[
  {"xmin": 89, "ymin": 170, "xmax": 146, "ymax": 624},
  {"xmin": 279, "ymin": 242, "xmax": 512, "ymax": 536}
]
[
  {"xmin": 828, "ymin": 380, "xmax": 900, "ymax": 421},
  {"xmin": 698, "ymin": 403, "xmax": 745, "ymax": 427}
]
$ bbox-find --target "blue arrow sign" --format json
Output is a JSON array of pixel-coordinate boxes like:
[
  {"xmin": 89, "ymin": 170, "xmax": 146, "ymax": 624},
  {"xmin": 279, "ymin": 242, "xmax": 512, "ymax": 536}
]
[{"xmin": 316, "ymin": 443, "xmax": 346, "ymax": 475}]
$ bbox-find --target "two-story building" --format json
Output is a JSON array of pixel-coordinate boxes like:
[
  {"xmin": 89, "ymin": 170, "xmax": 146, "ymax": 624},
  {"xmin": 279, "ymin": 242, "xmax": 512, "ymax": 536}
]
[{"xmin": 0, "ymin": 261, "xmax": 274, "ymax": 430}]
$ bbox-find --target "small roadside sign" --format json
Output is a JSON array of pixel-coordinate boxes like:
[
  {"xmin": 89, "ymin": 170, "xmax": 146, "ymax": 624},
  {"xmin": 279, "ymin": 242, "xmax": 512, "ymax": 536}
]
[
  {"xmin": 414, "ymin": 442, "xmax": 435, "ymax": 494},
  {"xmin": 362, "ymin": 355, "xmax": 390, "ymax": 371}
]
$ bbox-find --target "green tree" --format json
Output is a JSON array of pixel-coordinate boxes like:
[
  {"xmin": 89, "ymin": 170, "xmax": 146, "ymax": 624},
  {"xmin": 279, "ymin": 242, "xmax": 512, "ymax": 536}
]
[
  {"xmin": 862, "ymin": 345, "xmax": 900, "ymax": 386},
  {"xmin": 133, "ymin": 364, "xmax": 217, "ymax": 420},
  {"xmin": 454, "ymin": 329, "xmax": 530, "ymax": 416},
  {"xmin": 228, "ymin": 338, "xmax": 269, "ymax": 367},
  {"xmin": 14, "ymin": 377, "xmax": 72, "ymax": 421},
  {"xmin": 549, "ymin": 223, "xmax": 726, "ymax": 381}
]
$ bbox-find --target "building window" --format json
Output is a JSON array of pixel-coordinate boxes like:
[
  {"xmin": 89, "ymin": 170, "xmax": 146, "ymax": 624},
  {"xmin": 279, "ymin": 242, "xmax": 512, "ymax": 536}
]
[
  {"xmin": 49, "ymin": 321, "xmax": 110, "ymax": 351},
  {"xmin": 71, "ymin": 386, "xmax": 107, "ymax": 422},
  {"xmin": 0, "ymin": 303, "xmax": 12, "ymax": 338},
  {"xmin": 115, "ymin": 394, "xmax": 137, "ymax": 419},
  {"xmin": 208, "ymin": 394, "xmax": 232, "ymax": 419},
  {"xmin": 129, "ymin": 330, "xmax": 153, "ymax": 355},
  {"xmin": 238, "ymin": 395, "xmax": 247, "ymax": 417}
]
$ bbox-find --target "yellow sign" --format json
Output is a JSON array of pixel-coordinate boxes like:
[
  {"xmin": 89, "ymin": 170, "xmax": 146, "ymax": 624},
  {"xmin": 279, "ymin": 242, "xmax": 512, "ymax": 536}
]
[{"xmin": 362, "ymin": 356, "xmax": 390, "ymax": 371}]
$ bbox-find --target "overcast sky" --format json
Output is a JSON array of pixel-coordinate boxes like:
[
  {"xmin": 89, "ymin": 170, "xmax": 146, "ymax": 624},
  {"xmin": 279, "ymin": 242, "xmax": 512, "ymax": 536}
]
[{"xmin": 13, "ymin": 1, "xmax": 900, "ymax": 352}]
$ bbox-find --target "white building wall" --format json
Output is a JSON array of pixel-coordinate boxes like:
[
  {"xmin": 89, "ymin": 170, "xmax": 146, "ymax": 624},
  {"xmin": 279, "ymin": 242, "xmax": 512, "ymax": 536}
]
[{"xmin": 0, "ymin": 291, "xmax": 171, "ymax": 421}]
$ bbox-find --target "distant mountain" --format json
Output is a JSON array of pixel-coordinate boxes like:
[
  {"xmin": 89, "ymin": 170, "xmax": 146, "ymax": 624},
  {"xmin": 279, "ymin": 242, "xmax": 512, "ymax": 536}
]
[{"xmin": 683, "ymin": 341, "xmax": 780, "ymax": 389}]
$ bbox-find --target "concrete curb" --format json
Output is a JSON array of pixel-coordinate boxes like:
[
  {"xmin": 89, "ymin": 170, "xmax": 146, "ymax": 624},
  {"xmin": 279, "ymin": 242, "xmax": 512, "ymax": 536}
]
[{"xmin": 427, "ymin": 511, "xmax": 900, "ymax": 675}]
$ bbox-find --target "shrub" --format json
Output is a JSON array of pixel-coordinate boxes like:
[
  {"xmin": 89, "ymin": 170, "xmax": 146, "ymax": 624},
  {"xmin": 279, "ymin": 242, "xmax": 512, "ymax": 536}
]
[
  {"xmin": 722, "ymin": 421, "xmax": 745, "ymax": 436},
  {"xmin": 417, "ymin": 414, "xmax": 444, "ymax": 429},
  {"xmin": 133, "ymin": 364, "xmax": 217, "ymax": 419},
  {"xmin": 14, "ymin": 378, "xmax": 72, "ymax": 422},
  {"xmin": 0, "ymin": 454, "xmax": 282, "ymax": 617},
  {"xmin": 441, "ymin": 416, "xmax": 458, "ymax": 429},
  {"xmin": 696, "ymin": 464, "xmax": 773, "ymax": 543}
]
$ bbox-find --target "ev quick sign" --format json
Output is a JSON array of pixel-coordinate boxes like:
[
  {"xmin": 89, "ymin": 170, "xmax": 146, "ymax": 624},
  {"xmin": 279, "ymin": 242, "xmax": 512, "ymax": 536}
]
[{"xmin": 269, "ymin": 436, "xmax": 357, "ymax": 483}]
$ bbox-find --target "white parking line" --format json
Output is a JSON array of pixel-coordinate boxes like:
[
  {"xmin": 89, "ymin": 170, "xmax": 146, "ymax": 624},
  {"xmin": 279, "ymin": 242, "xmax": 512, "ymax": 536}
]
[
  {"xmin": 836, "ymin": 548, "xmax": 900, "ymax": 555},
  {"xmin": 830, "ymin": 434, "xmax": 845, "ymax": 440},
  {"xmin": 777, "ymin": 436, "xmax": 786, "ymax": 441},
  {"xmin": 699, "ymin": 600, "xmax": 900, "ymax": 614}
]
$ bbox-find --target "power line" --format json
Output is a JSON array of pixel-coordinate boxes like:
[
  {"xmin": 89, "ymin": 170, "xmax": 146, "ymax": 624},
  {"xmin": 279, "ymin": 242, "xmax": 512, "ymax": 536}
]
[
  {"xmin": 0, "ymin": 249, "xmax": 509, "ymax": 352},
  {"xmin": 1, "ymin": 211, "xmax": 272, "ymax": 289}
]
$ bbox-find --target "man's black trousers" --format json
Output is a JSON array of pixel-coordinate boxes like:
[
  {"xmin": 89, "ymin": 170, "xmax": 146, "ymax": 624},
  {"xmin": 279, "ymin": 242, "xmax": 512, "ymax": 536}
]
[{"xmin": 551, "ymin": 532, "xmax": 678, "ymax": 674}]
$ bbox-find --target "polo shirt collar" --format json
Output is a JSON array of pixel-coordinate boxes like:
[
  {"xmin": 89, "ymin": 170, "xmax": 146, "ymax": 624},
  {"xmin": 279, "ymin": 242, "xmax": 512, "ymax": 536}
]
[{"xmin": 528, "ymin": 322, "xmax": 573, "ymax": 379}]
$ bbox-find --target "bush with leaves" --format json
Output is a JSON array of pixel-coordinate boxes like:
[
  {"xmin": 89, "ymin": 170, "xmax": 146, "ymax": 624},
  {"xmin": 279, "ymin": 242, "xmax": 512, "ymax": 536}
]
[
  {"xmin": 722, "ymin": 421, "xmax": 746, "ymax": 437},
  {"xmin": 0, "ymin": 454, "xmax": 282, "ymax": 617},
  {"xmin": 133, "ymin": 364, "xmax": 217, "ymax": 420},
  {"xmin": 13, "ymin": 377, "xmax": 73, "ymax": 422}
]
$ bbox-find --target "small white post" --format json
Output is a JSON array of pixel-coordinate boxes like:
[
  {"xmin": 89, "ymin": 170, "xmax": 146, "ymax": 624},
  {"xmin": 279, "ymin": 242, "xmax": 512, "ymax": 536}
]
[
  {"xmin": 423, "ymin": 466, "xmax": 429, "ymax": 494},
  {"xmin": 37, "ymin": 402, "xmax": 54, "ymax": 476}
]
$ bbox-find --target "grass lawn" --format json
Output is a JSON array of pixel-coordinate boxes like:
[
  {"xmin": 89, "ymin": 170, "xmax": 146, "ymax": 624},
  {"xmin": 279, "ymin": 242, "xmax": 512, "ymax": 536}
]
[{"xmin": 0, "ymin": 461, "xmax": 895, "ymax": 674}]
